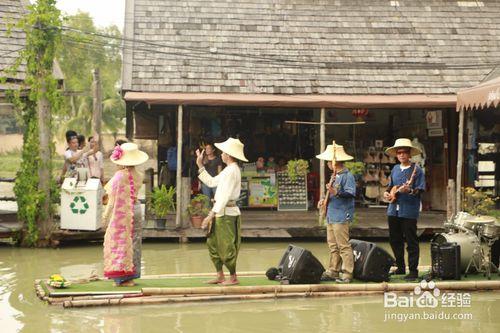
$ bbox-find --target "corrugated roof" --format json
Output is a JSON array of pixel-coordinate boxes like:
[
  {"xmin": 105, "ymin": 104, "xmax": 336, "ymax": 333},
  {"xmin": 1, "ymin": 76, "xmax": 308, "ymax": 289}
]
[{"xmin": 122, "ymin": 0, "xmax": 500, "ymax": 95}]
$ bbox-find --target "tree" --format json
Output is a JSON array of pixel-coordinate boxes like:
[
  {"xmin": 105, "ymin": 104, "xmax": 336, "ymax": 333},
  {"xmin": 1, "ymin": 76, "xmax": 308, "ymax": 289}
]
[
  {"xmin": 56, "ymin": 12, "xmax": 124, "ymax": 138},
  {"xmin": 4, "ymin": 0, "xmax": 62, "ymax": 246}
]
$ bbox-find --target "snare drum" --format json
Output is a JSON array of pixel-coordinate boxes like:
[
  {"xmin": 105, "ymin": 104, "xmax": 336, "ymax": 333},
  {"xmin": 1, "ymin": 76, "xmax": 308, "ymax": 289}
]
[{"xmin": 433, "ymin": 232, "xmax": 481, "ymax": 272}]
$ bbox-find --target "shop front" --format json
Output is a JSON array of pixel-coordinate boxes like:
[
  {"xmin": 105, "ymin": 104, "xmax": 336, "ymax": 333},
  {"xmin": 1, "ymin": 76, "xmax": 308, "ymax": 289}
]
[{"xmin": 127, "ymin": 93, "xmax": 457, "ymax": 227}]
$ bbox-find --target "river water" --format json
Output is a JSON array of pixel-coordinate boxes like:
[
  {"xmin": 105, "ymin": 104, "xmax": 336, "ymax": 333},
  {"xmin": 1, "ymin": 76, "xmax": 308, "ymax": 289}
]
[{"xmin": 0, "ymin": 241, "xmax": 499, "ymax": 333}]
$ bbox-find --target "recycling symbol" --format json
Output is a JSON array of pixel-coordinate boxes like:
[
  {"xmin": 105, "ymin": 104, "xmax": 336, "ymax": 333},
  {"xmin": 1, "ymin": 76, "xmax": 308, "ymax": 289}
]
[{"xmin": 70, "ymin": 196, "xmax": 89, "ymax": 215}]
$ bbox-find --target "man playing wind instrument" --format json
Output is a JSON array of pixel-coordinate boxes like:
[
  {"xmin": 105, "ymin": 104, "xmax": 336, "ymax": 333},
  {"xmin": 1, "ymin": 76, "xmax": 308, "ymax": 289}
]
[
  {"xmin": 196, "ymin": 138, "xmax": 248, "ymax": 286},
  {"xmin": 317, "ymin": 143, "xmax": 356, "ymax": 283}
]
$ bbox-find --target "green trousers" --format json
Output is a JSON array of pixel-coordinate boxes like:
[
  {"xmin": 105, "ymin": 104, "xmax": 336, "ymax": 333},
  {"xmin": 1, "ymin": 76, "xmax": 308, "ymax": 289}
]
[{"xmin": 207, "ymin": 215, "xmax": 241, "ymax": 275}]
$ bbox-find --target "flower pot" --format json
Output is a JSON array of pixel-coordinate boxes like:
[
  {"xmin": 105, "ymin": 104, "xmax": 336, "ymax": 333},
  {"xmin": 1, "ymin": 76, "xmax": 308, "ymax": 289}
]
[
  {"xmin": 190, "ymin": 215, "xmax": 204, "ymax": 228},
  {"xmin": 155, "ymin": 219, "xmax": 166, "ymax": 230}
]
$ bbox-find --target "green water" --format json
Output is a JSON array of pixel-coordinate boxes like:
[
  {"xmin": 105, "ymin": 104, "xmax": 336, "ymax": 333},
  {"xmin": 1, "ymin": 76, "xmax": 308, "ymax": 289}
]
[{"xmin": 0, "ymin": 241, "xmax": 499, "ymax": 333}]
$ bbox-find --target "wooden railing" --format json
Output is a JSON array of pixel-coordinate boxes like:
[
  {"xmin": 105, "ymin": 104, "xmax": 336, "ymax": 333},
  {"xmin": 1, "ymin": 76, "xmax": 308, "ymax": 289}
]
[{"xmin": 0, "ymin": 177, "xmax": 16, "ymax": 201}]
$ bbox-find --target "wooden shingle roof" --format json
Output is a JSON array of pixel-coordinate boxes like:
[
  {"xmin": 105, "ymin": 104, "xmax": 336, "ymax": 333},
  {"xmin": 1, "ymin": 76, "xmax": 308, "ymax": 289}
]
[
  {"xmin": 122, "ymin": 0, "xmax": 500, "ymax": 95},
  {"xmin": 0, "ymin": 0, "xmax": 27, "ymax": 83},
  {"xmin": 0, "ymin": 0, "xmax": 62, "ymax": 97}
]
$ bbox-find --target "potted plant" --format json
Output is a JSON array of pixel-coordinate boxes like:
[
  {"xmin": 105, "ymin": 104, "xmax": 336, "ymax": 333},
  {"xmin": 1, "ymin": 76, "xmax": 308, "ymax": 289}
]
[
  {"xmin": 186, "ymin": 194, "xmax": 210, "ymax": 228},
  {"xmin": 150, "ymin": 185, "xmax": 176, "ymax": 229}
]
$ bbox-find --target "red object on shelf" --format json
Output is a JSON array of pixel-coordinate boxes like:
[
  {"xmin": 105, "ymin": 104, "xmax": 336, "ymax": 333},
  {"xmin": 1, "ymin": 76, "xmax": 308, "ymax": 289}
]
[{"xmin": 352, "ymin": 108, "xmax": 369, "ymax": 122}]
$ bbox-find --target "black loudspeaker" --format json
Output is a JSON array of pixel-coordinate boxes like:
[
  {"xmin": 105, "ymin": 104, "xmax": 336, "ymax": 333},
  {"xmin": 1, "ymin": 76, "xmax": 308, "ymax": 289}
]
[
  {"xmin": 349, "ymin": 239, "xmax": 395, "ymax": 282},
  {"xmin": 431, "ymin": 242, "xmax": 461, "ymax": 280},
  {"xmin": 278, "ymin": 244, "xmax": 325, "ymax": 284}
]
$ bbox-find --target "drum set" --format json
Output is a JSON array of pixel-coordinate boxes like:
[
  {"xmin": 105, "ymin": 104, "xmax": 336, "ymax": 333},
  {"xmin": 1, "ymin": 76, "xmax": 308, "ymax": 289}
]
[{"xmin": 438, "ymin": 212, "xmax": 499, "ymax": 279}]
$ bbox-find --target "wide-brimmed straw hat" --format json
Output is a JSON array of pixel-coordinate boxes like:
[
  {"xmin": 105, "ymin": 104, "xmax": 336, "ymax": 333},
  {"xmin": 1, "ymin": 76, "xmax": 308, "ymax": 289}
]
[
  {"xmin": 215, "ymin": 137, "xmax": 248, "ymax": 162},
  {"xmin": 110, "ymin": 142, "xmax": 149, "ymax": 166},
  {"xmin": 385, "ymin": 138, "xmax": 422, "ymax": 157},
  {"xmin": 316, "ymin": 143, "xmax": 354, "ymax": 162}
]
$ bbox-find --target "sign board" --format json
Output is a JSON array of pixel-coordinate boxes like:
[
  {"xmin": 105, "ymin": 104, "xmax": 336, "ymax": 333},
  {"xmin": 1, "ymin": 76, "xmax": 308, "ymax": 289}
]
[
  {"xmin": 277, "ymin": 171, "xmax": 308, "ymax": 211},
  {"xmin": 426, "ymin": 110, "xmax": 442, "ymax": 129},
  {"xmin": 248, "ymin": 177, "xmax": 277, "ymax": 207},
  {"xmin": 428, "ymin": 128, "xmax": 444, "ymax": 137}
]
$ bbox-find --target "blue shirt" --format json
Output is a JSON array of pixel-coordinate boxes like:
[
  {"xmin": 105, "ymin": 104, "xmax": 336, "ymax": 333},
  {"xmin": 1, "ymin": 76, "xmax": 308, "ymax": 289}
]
[
  {"xmin": 326, "ymin": 169, "xmax": 356, "ymax": 223},
  {"xmin": 386, "ymin": 164, "xmax": 425, "ymax": 219}
]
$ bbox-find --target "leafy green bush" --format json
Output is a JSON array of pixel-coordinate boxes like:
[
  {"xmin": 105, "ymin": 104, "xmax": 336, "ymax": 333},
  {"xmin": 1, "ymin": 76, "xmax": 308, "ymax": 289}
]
[
  {"xmin": 344, "ymin": 161, "xmax": 365, "ymax": 177},
  {"xmin": 462, "ymin": 187, "xmax": 497, "ymax": 215},
  {"xmin": 151, "ymin": 185, "xmax": 176, "ymax": 218},
  {"xmin": 187, "ymin": 194, "xmax": 210, "ymax": 217},
  {"xmin": 287, "ymin": 159, "xmax": 309, "ymax": 181}
]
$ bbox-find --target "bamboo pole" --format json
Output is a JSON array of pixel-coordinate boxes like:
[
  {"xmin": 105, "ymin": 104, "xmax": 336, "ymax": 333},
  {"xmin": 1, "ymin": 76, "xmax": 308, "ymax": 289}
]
[
  {"xmin": 143, "ymin": 280, "xmax": 500, "ymax": 296},
  {"xmin": 62, "ymin": 291, "xmax": 385, "ymax": 308},
  {"xmin": 62, "ymin": 280, "xmax": 500, "ymax": 309},
  {"xmin": 175, "ymin": 105, "xmax": 183, "ymax": 228},
  {"xmin": 456, "ymin": 108, "xmax": 464, "ymax": 212},
  {"xmin": 318, "ymin": 108, "xmax": 325, "ymax": 226}
]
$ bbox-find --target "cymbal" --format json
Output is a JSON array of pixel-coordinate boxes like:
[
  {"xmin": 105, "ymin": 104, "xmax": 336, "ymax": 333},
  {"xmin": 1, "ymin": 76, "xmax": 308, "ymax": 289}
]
[{"xmin": 465, "ymin": 215, "xmax": 496, "ymax": 224}]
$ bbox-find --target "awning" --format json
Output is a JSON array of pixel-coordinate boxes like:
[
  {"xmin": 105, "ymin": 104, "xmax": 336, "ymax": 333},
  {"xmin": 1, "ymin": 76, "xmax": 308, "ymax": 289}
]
[
  {"xmin": 124, "ymin": 92, "xmax": 456, "ymax": 109},
  {"xmin": 456, "ymin": 76, "xmax": 500, "ymax": 112}
]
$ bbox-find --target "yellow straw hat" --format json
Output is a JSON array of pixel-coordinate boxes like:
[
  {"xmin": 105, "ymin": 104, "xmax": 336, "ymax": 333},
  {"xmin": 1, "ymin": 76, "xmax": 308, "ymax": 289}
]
[
  {"xmin": 214, "ymin": 137, "xmax": 248, "ymax": 162},
  {"xmin": 385, "ymin": 138, "xmax": 422, "ymax": 157},
  {"xmin": 110, "ymin": 142, "xmax": 149, "ymax": 166},
  {"xmin": 316, "ymin": 143, "xmax": 354, "ymax": 162}
]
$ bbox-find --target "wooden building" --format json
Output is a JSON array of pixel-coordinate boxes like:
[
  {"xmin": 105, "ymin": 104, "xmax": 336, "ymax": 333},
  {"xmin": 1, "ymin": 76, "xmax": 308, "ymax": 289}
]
[
  {"xmin": 121, "ymin": 0, "xmax": 500, "ymax": 239},
  {"xmin": 0, "ymin": 0, "xmax": 63, "ymax": 134}
]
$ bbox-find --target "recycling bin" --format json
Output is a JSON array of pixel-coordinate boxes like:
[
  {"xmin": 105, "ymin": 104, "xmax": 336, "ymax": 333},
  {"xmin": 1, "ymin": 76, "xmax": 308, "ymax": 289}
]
[{"xmin": 60, "ymin": 177, "xmax": 103, "ymax": 231}]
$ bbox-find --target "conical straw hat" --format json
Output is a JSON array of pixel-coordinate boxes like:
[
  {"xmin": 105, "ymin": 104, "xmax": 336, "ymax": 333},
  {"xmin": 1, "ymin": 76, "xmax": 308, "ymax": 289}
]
[
  {"xmin": 385, "ymin": 138, "xmax": 422, "ymax": 157},
  {"xmin": 316, "ymin": 143, "xmax": 354, "ymax": 162},
  {"xmin": 214, "ymin": 137, "xmax": 248, "ymax": 162}
]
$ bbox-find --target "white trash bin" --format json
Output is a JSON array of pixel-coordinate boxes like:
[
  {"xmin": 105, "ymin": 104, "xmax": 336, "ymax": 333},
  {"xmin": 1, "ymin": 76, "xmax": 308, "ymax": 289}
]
[{"xmin": 60, "ymin": 177, "xmax": 103, "ymax": 231}]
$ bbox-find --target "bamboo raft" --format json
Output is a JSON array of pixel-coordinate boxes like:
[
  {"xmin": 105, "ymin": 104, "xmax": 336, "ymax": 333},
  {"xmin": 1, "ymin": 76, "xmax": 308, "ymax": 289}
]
[{"xmin": 35, "ymin": 270, "xmax": 500, "ymax": 309}]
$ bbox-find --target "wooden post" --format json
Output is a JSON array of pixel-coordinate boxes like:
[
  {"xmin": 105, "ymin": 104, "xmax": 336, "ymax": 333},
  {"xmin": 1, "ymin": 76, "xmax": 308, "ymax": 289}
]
[
  {"xmin": 318, "ymin": 108, "xmax": 325, "ymax": 225},
  {"xmin": 144, "ymin": 168, "xmax": 154, "ymax": 221},
  {"xmin": 456, "ymin": 109, "xmax": 464, "ymax": 212},
  {"xmin": 37, "ymin": 78, "xmax": 52, "ymax": 239},
  {"xmin": 175, "ymin": 105, "xmax": 183, "ymax": 228},
  {"xmin": 181, "ymin": 177, "xmax": 191, "ymax": 229},
  {"xmin": 447, "ymin": 179, "xmax": 456, "ymax": 221},
  {"xmin": 91, "ymin": 68, "xmax": 102, "ymax": 147}
]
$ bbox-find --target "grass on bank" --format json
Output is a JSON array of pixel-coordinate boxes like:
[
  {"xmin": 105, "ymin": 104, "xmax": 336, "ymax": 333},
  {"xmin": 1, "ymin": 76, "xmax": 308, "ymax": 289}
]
[{"xmin": 0, "ymin": 150, "xmax": 64, "ymax": 178}]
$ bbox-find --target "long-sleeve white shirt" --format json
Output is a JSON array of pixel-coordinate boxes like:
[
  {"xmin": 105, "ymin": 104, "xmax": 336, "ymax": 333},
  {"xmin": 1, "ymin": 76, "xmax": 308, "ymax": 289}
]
[{"xmin": 198, "ymin": 162, "xmax": 241, "ymax": 217}]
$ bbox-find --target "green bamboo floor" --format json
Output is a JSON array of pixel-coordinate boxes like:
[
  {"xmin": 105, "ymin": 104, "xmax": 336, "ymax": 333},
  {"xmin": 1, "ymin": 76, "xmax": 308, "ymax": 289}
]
[{"xmin": 39, "ymin": 272, "xmax": 500, "ymax": 297}]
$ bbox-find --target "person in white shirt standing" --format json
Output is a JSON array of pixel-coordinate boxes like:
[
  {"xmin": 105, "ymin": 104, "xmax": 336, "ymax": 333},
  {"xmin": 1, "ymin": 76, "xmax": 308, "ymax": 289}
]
[
  {"xmin": 196, "ymin": 138, "xmax": 248, "ymax": 286},
  {"xmin": 87, "ymin": 136, "xmax": 104, "ymax": 184}
]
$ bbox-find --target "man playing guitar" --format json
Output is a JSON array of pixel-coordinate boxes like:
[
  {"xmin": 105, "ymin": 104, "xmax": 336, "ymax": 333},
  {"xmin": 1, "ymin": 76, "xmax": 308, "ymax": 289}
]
[{"xmin": 383, "ymin": 138, "xmax": 425, "ymax": 281}]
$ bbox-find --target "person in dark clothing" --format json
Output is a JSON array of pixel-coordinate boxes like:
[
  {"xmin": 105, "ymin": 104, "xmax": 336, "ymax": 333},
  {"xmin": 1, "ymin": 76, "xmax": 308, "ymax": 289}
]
[
  {"xmin": 383, "ymin": 138, "xmax": 425, "ymax": 281},
  {"xmin": 200, "ymin": 143, "xmax": 223, "ymax": 200}
]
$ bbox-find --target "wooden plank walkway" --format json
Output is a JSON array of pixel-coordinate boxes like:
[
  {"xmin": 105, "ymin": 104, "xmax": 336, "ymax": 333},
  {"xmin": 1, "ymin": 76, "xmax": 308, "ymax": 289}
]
[
  {"xmin": 0, "ymin": 210, "xmax": 21, "ymax": 239},
  {"xmin": 5, "ymin": 208, "xmax": 446, "ymax": 243},
  {"xmin": 141, "ymin": 208, "xmax": 445, "ymax": 240}
]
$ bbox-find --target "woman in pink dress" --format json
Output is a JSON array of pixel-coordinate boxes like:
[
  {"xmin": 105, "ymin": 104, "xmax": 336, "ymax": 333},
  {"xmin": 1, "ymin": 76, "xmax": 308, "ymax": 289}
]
[{"xmin": 102, "ymin": 143, "xmax": 148, "ymax": 287}]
